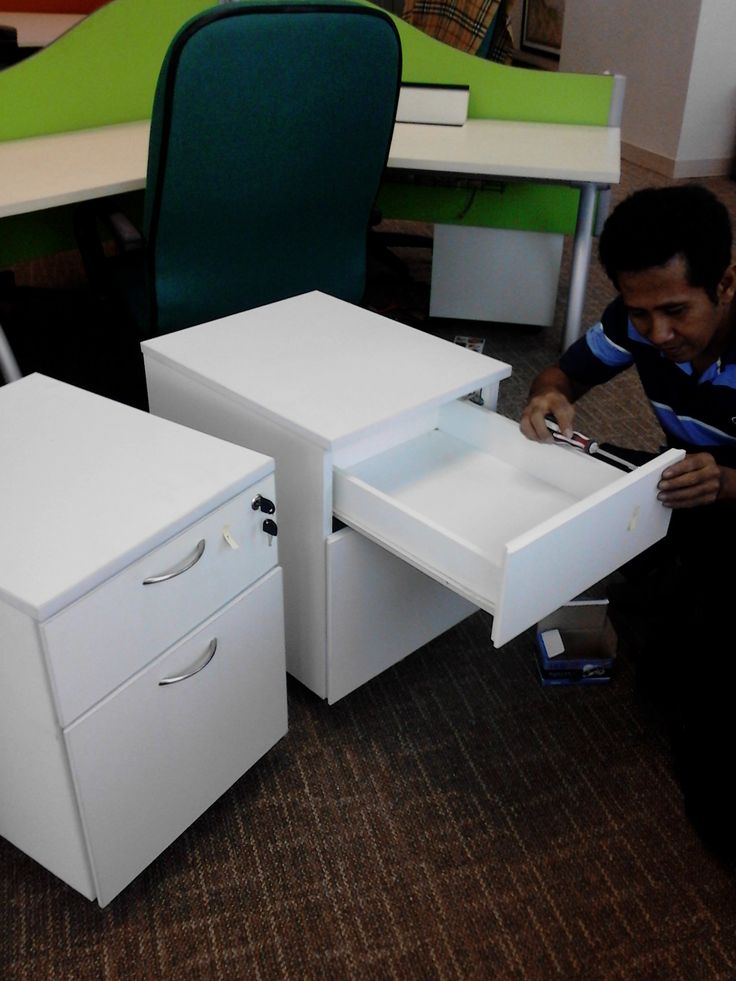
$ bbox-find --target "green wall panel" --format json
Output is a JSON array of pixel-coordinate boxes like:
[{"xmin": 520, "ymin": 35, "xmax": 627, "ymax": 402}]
[
  {"xmin": 0, "ymin": 0, "xmax": 211, "ymax": 141},
  {"xmin": 376, "ymin": 181, "xmax": 581, "ymax": 234},
  {"xmin": 382, "ymin": 7, "xmax": 614, "ymax": 125}
]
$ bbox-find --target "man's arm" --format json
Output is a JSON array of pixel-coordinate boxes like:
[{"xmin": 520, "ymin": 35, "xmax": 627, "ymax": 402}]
[{"xmin": 520, "ymin": 365, "xmax": 592, "ymax": 442}]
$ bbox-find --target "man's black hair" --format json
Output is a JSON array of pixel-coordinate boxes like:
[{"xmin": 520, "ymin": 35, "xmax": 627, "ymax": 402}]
[{"xmin": 598, "ymin": 184, "xmax": 733, "ymax": 301}]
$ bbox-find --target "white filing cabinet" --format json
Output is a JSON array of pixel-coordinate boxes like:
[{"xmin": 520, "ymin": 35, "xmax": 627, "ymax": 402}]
[
  {"xmin": 429, "ymin": 225, "xmax": 565, "ymax": 327},
  {"xmin": 142, "ymin": 291, "xmax": 683, "ymax": 704},
  {"xmin": 0, "ymin": 375, "xmax": 287, "ymax": 906}
]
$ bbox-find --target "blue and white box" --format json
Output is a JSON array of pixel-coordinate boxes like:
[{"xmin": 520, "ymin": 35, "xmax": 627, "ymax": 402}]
[{"xmin": 536, "ymin": 599, "xmax": 617, "ymax": 686}]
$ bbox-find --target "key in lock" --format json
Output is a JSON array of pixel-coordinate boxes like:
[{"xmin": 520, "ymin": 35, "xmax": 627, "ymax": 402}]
[{"xmin": 262, "ymin": 518, "xmax": 278, "ymax": 546}]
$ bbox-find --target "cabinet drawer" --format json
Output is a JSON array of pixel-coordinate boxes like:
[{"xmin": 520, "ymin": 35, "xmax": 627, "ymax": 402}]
[
  {"xmin": 333, "ymin": 400, "xmax": 683, "ymax": 647},
  {"xmin": 44, "ymin": 476, "xmax": 279, "ymax": 726},
  {"xmin": 64, "ymin": 567, "xmax": 287, "ymax": 907}
]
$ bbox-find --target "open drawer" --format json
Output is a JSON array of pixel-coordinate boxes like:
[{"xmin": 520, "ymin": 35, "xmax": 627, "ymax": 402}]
[{"xmin": 333, "ymin": 399, "xmax": 684, "ymax": 647}]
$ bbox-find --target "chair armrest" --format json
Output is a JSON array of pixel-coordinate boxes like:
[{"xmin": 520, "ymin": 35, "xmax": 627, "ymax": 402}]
[
  {"xmin": 74, "ymin": 200, "xmax": 145, "ymax": 291},
  {"xmin": 107, "ymin": 210, "xmax": 145, "ymax": 253}
]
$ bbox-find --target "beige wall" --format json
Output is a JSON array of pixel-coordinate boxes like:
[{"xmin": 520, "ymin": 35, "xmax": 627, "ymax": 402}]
[
  {"xmin": 559, "ymin": 0, "xmax": 736, "ymax": 177},
  {"xmin": 676, "ymin": 0, "xmax": 736, "ymax": 174}
]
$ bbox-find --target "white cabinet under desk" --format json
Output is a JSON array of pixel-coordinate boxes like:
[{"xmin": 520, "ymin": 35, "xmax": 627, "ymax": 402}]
[
  {"xmin": 142, "ymin": 291, "xmax": 682, "ymax": 704},
  {"xmin": 0, "ymin": 375, "xmax": 287, "ymax": 906}
]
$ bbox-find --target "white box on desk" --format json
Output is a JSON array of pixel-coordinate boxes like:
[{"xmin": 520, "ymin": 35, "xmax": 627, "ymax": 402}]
[{"xmin": 396, "ymin": 83, "xmax": 469, "ymax": 126}]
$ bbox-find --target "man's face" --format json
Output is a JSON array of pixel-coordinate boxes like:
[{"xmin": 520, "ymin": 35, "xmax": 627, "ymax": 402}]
[{"xmin": 619, "ymin": 254, "xmax": 734, "ymax": 364}]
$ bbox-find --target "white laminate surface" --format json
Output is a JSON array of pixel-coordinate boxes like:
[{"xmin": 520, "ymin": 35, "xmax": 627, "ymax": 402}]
[
  {"xmin": 0, "ymin": 120, "xmax": 149, "ymax": 218},
  {"xmin": 0, "ymin": 116, "xmax": 620, "ymax": 220},
  {"xmin": 142, "ymin": 292, "xmax": 511, "ymax": 450},
  {"xmin": 0, "ymin": 11, "xmax": 85, "ymax": 47},
  {"xmin": 0, "ymin": 374, "xmax": 274, "ymax": 620},
  {"xmin": 388, "ymin": 119, "xmax": 621, "ymax": 184}
]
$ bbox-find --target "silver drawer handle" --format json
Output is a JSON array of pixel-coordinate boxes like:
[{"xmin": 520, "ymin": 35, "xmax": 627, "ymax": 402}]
[
  {"xmin": 143, "ymin": 538, "xmax": 206, "ymax": 585},
  {"xmin": 158, "ymin": 638, "xmax": 218, "ymax": 686}
]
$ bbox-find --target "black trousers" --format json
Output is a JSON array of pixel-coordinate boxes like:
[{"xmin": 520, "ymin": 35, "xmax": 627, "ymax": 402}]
[{"xmin": 602, "ymin": 444, "xmax": 735, "ymax": 861}]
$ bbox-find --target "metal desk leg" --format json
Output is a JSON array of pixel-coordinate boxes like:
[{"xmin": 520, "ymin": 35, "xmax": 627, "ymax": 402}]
[
  {"xmin": 561, "ymin": 183, "xmax": 598, "ymax": 352},
  {"xmin": 0, "ymin": 321, "xmax": 22, "ymax": 383}
]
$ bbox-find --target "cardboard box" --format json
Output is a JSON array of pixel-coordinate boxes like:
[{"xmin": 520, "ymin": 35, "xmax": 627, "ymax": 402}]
[{"xmin": 536, "ymin": 599, "xmax": 617, "ymax": 686}]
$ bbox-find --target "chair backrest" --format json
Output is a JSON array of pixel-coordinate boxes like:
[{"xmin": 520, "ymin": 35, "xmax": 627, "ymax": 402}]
[{"xmin": 143, "ymin": 0, "xmax": 402, "ymax": 336}]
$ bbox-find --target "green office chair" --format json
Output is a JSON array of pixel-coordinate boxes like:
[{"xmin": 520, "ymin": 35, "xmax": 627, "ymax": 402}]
[{"xmin": 76, "ymin": 0, "xmax": 402, "ymax": 337}]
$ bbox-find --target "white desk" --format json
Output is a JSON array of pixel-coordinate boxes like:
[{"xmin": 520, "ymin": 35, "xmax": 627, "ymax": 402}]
[
  {"xmin": 389, "ymin": 118, "xmax": 620, "ymax": 184},
  {"xmin": 390, "ymin": 119, "xmax": 620, "ymax": 346},
  {"xmin": 0, "ymin": 117, "xmax": 620, "ymax": 379},
  {"xmin": 0, "ymin": 121, "xmax": 149, "ymax": 383},
  {"xmin": 0, "ymin": 12, "xmax": 85, "ymax": 47},
  {"xmin": 0, "ymin": 120, "xmax": 148, "ymax": 218}
]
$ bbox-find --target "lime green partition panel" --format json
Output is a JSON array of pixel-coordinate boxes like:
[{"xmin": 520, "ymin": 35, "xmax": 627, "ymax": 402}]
[
  {"xmin": 0, "ymin": 0, "xmax": 212, "ymax": 141},
  {"xmin": 376, "ymin": 182, "xmax": 581, "ymax": 234},
  {"xmin": 368, "ymin": 2, "xmax": 614, "ymax": 126},
  {"xmin": 391, "ymin": 17, "xmax": 613, "ymax": 125},
  {"xmin": 0, "ymin": 0, "xmax": 210, "ymax": 262}
]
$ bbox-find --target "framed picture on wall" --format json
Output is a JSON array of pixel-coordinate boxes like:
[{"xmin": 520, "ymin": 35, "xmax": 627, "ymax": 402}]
[{"xmin": 520, "ymin": 0, "xmax": 565, "ymax": 59}]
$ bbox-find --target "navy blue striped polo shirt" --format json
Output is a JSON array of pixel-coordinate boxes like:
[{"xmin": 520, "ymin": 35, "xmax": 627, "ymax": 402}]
[{"xmin": 559, "ymin": 296, "xmax": 736, "ymax": 468}]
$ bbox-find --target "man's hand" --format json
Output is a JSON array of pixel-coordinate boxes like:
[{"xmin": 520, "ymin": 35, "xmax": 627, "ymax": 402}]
[
  {"xmin": 657, "ymin": 453, "xmax": 734, "ymax": 508},
  {"xmin": 520, "ymin": 366, "xmax": 584, "ymax": 442},
  {"xmin": 520, "ymin": 391, "xmax": 576, "ymax": 442}
]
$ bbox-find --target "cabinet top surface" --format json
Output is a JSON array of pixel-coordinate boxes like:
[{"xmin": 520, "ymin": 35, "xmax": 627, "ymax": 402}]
[
  {"xmin": 0, "ymin": 375, "xmax": 274, "ymax": 619},
  {"xmin": 142, "ymin": 292, "xmax": 511, "ymax": 448}
]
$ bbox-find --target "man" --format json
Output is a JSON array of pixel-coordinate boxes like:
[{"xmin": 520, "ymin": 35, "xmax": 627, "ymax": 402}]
[
  {"xmin": 522, "ymin": 183, "xmax": 736, "ymax": 501},
  {"xmin": 521, "ymin": 184, "xmax": 736, "ymax": 862}
]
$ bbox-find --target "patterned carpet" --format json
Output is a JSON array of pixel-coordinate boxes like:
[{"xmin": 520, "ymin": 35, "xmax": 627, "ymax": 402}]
[{"xmin": 2, "ymin": 161, "xmax": 736, "ymax": 980}]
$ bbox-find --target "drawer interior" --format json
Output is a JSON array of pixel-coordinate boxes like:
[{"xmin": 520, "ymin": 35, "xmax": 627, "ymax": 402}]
[
  {"xmin": 342, "ymin": 427, "xmax": 579, "ymax": 566},
  {"xmin": 333, "ymin": 400, "xmax": 683, "ymax": 646}
]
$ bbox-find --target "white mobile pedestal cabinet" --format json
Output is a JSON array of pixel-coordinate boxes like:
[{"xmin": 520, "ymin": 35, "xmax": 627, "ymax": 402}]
[
  {"xmin": 142, "ymin": 291, "xmax": 683, "ymax": 704},
  {"xmin": 0, "ymin": 375, "xmax": 287, "ymax": 906}
]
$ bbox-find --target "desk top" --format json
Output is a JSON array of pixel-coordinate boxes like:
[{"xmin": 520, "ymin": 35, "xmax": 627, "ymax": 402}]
[
  {"xmin": 0, "ymin": 11, "xmax": 85, "ymax": 47},
  {"xmin": 390, "ymin": 118, "xmax": 620, "ymax": 185},
  {"xmin": 0, "ymin": 119, "xmax": 148, "ymax": 218},
  {"xmin": 0, "ymin": 116, "xmax": 620, "ymax": 221}
]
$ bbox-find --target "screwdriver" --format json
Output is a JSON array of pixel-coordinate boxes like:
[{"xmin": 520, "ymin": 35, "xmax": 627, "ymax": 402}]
[{"xmin": 544, "ymin": 417, "xmax": 637, "ymax": 472}]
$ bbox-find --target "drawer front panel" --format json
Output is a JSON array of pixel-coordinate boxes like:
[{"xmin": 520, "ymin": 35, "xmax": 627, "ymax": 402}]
[
  {"xmin": 493, "ymin": 449, "xmax": 684, "ymax": 646},
  {"xmin": 44, "ymin": 477, "xmax": 279, "ymax": 726},
  {"xmin": 64, "ymin": 568, "xmax": 287, "ymax": 907}
]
